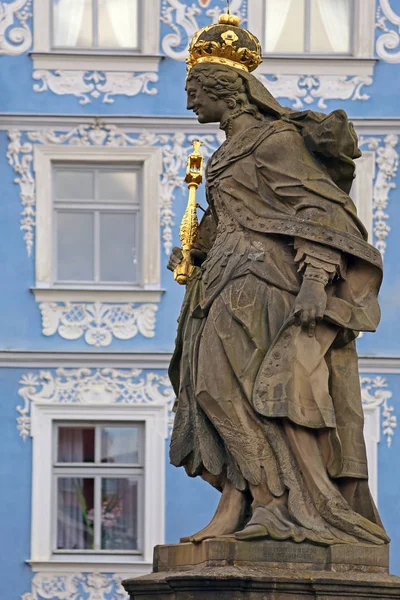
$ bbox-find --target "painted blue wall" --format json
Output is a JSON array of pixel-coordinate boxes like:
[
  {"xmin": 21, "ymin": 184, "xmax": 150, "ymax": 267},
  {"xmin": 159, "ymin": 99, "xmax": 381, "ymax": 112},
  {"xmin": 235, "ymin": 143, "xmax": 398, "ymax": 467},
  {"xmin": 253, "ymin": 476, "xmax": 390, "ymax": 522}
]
[{"xmin": 1, "ymin": 0, "xmax": 400, "ymax": 597}]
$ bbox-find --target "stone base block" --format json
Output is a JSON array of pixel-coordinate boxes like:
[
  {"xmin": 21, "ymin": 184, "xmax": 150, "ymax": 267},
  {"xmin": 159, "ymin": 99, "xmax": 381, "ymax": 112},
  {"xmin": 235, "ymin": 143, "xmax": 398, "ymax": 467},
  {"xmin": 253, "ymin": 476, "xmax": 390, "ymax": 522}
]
[{"xmin": 122, "ymin": 539, "xmax": 400, "ymax": 599}]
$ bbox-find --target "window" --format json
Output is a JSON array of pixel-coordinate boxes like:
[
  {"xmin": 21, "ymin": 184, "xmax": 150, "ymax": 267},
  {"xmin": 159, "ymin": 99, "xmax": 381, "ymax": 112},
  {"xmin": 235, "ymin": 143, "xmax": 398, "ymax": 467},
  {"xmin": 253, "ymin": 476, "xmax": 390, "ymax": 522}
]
[
  {"xmin": 29, "ymin": 402, "xmax": 167, "ymax": 573},
  {"xmin": 52, "ymin": 0, "xmax": 139, "ymax": 50},
  {"xmin": 32, "ymin": 0, "xmax": 160, "ymax": 73},
  {"xmin": 54, "ymin": 423, "xmax": 144, "ymax": 554},
  {"xmin": 54, "ymin": 165, "xmax": 141, "ymax": 286},
  {"xmin": 248, "ymin": 0, "xmax": 376, "ymax": 77},
  {"xmin": 33, "ymin": 144, "xmax": 162, "ymax": 304},
  {"xmin": 264, "ymin": 0, "xmax": 354, "ymax": 55}
]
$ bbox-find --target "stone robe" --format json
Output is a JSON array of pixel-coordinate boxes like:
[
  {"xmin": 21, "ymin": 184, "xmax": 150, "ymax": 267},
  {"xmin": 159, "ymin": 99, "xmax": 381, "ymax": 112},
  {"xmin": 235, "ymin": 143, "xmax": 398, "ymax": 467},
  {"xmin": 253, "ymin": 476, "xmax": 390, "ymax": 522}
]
[{"xmin": 169, "ymin": 119, "xmax": 389, "ymax": 546}]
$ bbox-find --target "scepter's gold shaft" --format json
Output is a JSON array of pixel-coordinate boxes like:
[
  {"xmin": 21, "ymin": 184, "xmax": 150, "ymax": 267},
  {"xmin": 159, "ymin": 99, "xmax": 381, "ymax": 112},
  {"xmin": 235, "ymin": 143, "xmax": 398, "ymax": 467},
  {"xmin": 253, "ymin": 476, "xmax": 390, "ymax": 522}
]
[{"xmin": 174, "ymin": 141, "xmax": 204, "ymax": 285}]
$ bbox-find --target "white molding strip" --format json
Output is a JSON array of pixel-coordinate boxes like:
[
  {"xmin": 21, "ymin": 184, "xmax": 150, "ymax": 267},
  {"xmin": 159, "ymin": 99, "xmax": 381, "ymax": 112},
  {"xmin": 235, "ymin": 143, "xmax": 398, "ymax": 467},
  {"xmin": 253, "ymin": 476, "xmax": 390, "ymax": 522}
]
[
  {"xmin": 1, "ymin": 115, "xmax": 400, "ymax": 134},
  {"xmin": 0, "ymin": 351, "xmax": 173, "ymax": 369}
]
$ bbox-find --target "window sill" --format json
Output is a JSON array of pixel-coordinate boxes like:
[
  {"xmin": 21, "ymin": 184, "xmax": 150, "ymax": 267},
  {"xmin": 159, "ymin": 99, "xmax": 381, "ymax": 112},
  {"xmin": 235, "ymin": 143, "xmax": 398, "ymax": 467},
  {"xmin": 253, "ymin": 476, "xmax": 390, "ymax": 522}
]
[
  {"xmin": 31, "ymin": 287, "xmax": 165, "ymax": 303},
  {"xmin": 27, "ymin": 559, "xmax": 152, "ymax": 575},
  {"xmin": 258, "ymin": 56, "xmax": 377, "ymax": 76},
  {"xmin": 31, "ymin": 51, "xmax": 163, "ymax": 73}
]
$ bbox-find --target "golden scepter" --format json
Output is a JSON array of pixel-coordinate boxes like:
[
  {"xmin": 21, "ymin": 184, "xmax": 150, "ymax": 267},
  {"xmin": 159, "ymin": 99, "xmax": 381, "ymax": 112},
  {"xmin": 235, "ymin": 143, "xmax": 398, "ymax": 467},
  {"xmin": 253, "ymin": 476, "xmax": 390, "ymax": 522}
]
[{"xmin": 174, "ymin": 140, "xmax": 204, "ymax": 285}]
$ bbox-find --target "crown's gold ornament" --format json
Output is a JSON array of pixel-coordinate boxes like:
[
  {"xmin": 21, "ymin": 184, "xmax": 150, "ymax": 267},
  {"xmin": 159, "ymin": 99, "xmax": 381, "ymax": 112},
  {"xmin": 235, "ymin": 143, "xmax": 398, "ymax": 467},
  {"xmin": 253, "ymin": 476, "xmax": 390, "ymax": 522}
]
[
  {"xmin": 186, "ymin": 11, "xmax": 262, "ymax": 74},
  {"xmin": 174, "ymin": 141, "xmax": 204, "ymax": 286}
]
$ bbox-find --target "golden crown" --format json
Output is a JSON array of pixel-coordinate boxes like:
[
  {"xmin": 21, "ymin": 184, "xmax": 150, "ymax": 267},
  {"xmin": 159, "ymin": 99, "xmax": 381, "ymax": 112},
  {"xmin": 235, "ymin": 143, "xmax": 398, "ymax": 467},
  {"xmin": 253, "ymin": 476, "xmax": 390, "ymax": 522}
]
[{"xmin": 186, "ymin": 13, "xmax": 262, "ymax": 74}]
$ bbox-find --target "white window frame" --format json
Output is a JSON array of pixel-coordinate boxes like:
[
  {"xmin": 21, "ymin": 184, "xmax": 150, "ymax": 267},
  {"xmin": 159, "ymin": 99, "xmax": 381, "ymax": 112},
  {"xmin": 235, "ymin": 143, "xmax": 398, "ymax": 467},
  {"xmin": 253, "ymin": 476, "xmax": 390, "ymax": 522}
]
[
  {"xmin": 32, "ymin": 144, "xmax": 163, "ymax": 304},
  {"xmin": 249, "ymin": 0, "xmax": 377, "ymax": 76},
  {"xmin": 351, "ymin": 150, "xmax": 375, "ymax": 243},
  {"xmin": 29, "ymin": 402, "xmax": 167, "ymax": 575},
  {"xmin": 31, "ymin": 0, "xmax": 161, "ymax": 73}
]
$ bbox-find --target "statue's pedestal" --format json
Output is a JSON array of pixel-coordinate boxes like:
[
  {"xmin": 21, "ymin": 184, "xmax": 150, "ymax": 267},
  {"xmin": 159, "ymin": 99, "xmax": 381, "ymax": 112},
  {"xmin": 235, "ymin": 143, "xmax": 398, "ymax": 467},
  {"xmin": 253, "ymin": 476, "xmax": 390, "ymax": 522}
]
[{"xmin": 122, "ymin": 538, "xmax": 400, "ymax": 599}]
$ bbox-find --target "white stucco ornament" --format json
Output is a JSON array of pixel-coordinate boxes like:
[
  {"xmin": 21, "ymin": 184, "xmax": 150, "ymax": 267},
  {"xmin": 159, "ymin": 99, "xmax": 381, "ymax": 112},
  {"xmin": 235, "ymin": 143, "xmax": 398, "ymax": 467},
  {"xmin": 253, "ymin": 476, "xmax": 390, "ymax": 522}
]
[
  {"xmin": 17, "ymin": 367, "xmax": 175, "ymax": 440},
  {"xmin": 21, "ymin": 572, "xmax": 128, "ymax": 600},
  {"xmin": 376, "ymin": 0, "xmax": 400, "ymax": 63},
  {"xmin": 0, "ymin": 0, "xmax": 32, "ymax": 55},
  {"xmin": 32, "ymin": 70, "xmax": 159, "ymax": 105},
  {"xmin": 39, "ymin": 302, "xmax": 158, "ymax": 347}
]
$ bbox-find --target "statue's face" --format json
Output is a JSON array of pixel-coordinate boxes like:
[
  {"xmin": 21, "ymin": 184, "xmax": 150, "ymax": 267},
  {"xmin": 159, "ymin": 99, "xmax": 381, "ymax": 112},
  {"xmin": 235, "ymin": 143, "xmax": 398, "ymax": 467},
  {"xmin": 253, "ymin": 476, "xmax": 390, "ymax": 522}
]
[{"xmin": 186, "ymin": 77, "xmax": 227, "ymax": 123}]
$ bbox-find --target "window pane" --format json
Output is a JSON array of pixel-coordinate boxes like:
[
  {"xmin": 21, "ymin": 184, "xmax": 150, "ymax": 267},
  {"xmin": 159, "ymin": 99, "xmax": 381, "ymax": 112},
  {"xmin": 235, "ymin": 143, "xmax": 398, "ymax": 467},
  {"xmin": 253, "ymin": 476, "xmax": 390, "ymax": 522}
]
[
  {"xmin": 58, "ymin": 427, "xmax": 95, "ymax": 463},
  {"xmin": 57, "ymin": 478, "xmax": 94, "ymax": 550},
  {"xmin": 57, "ymin": 211, "xmax": 94, "ymax": 281},
  {"xmin": 99, "ymin": 212, "xmax": 138, "ymax": 282},
  {"xmin": 55, "ymin": 170, "xmax": 94, "ymax": 201},
  {"xmin": 101, "ymin": 427, "xmax": 141, "ymax": 464},
  {"xmin": 101, "ymin": 478, "xmax": 139, "ymax": 550},
  {"xmin": 98, "ymin": 170, "xmax": 139, "ymax": 203},
  {"xmin": 265, "ymin": 0, "xmax": 305, "ymax": 53},
  {"xmin": 98, "ymin": 0, "xmax": 139, "ymax": 48},
  {"xmin": 53, "ymin": 0, "xmax": 93, "ymax": 48},
  {"xmin": 310, "ymin": 0, "xmax": 352, "ymax": 53}
]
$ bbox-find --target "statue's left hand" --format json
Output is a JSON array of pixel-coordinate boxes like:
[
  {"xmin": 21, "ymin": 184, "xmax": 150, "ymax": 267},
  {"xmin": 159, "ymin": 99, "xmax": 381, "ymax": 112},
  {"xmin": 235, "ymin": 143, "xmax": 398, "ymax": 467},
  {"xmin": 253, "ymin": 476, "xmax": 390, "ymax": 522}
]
[{"xmin": 294, "ymin": 279, "xmax": 327, "ymax": 337}]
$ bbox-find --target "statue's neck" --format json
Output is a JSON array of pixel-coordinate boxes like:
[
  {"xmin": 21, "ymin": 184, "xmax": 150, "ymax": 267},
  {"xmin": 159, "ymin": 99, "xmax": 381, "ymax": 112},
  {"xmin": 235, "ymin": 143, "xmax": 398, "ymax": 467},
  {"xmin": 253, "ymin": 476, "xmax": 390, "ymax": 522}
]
[{"xmin": 220, "ymin": 111, "xmax": 266, "ymax": 141}]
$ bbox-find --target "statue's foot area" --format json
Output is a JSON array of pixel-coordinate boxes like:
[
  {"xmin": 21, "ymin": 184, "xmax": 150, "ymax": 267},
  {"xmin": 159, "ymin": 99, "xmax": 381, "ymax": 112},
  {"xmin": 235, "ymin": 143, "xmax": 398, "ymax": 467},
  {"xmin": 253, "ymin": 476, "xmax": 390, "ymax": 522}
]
[
  {"xmin": 181, "ymin": 482, "xmax": 247, "ymax": 544},
  {"xmin": 235, "ymin": 500, "xmax": 305, "ymax": 542}
]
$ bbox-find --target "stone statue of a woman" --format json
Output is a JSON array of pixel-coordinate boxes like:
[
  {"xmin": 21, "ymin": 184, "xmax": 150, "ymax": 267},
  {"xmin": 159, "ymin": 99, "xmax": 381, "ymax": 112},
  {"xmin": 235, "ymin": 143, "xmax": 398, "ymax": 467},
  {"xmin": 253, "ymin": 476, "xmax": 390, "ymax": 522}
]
[{"xmin": 167, "ymin": 13, "xmax": 389, "ymax": 547}]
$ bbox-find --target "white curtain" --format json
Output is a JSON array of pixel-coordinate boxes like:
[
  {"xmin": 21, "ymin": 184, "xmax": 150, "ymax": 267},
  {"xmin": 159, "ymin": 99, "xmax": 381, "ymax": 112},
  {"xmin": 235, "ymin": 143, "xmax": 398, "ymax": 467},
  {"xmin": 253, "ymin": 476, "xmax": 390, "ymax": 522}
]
[
  {"xmin": 316, "ymin": 0, "xmax": 351, "ymax": 53},
  {"xmin": 53, "ymin": 0, "xmax": 86, "ymax": 47},
  {"xmin": 104, "ymin": 0, "xmax": 138, "ymax": 48},
  {"xmin": 265, "ymin": 0, "xmax": 294, "ymax": 52}
]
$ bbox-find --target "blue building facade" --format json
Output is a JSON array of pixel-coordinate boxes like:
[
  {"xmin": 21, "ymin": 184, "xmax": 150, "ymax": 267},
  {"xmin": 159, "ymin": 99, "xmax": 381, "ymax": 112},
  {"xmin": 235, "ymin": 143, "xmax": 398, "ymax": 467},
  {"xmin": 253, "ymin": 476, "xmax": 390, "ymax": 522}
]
[{"xmin": 1, "ymin": 0, "xmax": 400, "ymax": 598}]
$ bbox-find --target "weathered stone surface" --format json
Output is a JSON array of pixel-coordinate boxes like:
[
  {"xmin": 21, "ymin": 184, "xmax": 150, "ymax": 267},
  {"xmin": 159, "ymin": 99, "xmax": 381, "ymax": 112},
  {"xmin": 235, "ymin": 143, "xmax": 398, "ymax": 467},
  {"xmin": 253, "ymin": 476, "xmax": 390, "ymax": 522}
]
[
  {"xmin": 122, "ymin": 540, "xmax": 399, "ymax": 599},
  {"xmin": 123, "ymin": 565, "xmax": 400, "ymax": 599},
  {"xmin": 153, "ymin": 539, "xmax": 389, "ymax": 573}
]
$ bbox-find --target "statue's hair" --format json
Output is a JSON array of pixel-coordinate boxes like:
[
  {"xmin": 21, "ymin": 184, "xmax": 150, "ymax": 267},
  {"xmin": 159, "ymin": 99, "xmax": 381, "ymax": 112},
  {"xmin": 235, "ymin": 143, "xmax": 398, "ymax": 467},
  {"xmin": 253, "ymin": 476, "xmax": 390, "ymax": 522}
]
[{"xmin": 187, "ymin": 64, "xmax": 264, "ymax": 126}]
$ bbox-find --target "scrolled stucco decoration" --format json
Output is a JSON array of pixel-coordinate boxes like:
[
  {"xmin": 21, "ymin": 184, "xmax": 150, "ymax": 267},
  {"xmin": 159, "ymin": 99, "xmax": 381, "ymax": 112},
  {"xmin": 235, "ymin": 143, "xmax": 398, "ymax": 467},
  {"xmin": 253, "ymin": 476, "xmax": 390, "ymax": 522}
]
[
  {"xmin": 0, "ymin": 0, "xmax": 32, "ymax": 55},
  {"xmin": 32, "ymin": 70, "xmax": 159, "ymax": 105},
  {"xmin": 161, "ymin": 0, "xmax": 247, "ymax": 61},
  {"xmin": 7, "ymin": 123, "xmax": 220, "ymax": 257},
  {"xmin": 17, "ymin": 367, "xmax": 175, "ymax": 440},
  {"xmin": 359, "ymin": 135, "xmax": 399, "ymax": 256},
  {"xmin": 361, "ymin": 376, "xmax": 396, "ymax": 448},
  {"xmin": 257, "ymin": 74, "xmax": 373, "ymax": 110},
  {"xmin": 21, "ymin": 572, "xmax": 128, "ymax": 600},
  {"xmin": 376, "ymin": 0, "xmax": 400, "ymax": 63},
  {"xmin": 39, "ymin": 302, "xmax": 158, "ymax": 347}
]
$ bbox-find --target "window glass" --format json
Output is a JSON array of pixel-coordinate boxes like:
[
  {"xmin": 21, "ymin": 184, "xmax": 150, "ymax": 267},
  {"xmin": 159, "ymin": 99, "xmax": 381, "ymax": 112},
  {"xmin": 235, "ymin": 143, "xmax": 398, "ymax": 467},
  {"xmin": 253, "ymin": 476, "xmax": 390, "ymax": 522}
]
[
  {"xmin": 265, "ymin": 0, "xmax": 305, "ymax": 53},
  {"xmin": 57, "ymin": 477, "xmax": 94, "ymax": 550},
  {"xmin": 55, "ymin": 170, "xmax": 94, "ymax": 201},
  {"xmin": 53, "ymin": 0, "xmax": 93, "ymax": 48},
  {"xmin": 264, "ymin": 0, "xmax": 352, "ymax": 55},
  {"xmin": 99, "ymin": 212, "xmax": 138, "ymax": 282},
  {"xmin": 57, "ymin": 211, "xmax": 94, "ymax": 281},
  {"xmin": 310, "ymin": 0, "xmax": 352, "ymax": 54},
  {"xmin": 98, "ymin": 171, "xmax": 138, "ymax": 203},
  {"xmin": 101, "ymin": 478, "xmax": 139, "ymax": 550},
  {"xmin": 100, "ymin": 426, "xmax": 141, "ymax": 464},
  {"xmin": 54, "ymin": 165, "xmax": 141, "ymax": 285},
  {"xmin": 58, "ymin": 427, "xmax": 95, "ymax": 463},
  {"xmin": 52, "ymin": 0, "xmax": 138, "ymax": 49},
  {"xmin": 98, "ymin": 0, "xmax": 139, "ymax": 48}
]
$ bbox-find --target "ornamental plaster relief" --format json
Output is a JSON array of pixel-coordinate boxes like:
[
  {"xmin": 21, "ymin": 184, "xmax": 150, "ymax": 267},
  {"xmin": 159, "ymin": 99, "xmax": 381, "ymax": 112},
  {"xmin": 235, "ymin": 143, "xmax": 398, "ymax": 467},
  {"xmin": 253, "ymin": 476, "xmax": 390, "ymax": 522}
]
[
  {"xmin": 22, "ymin": 572, "xmax": 128, "ymax": 600},
  {"xmin": 256, "ymin": 74, "xmax": 373, "ymax": 111},
  {"xmin": 32, "ymin": 70, "xmax": 159, "ymax": 105},
  {"xmin": 39, "ymin": 302, "xmax": 158, "ymax": 347},
  {"xmin": 361, "ymin": 376, "xmax": 396, "ymax": 448},
  {"xmin": 376, "ymin": 0, "xmax": 400, "ymax": 62},
  {"xmin": 17, "ymin": 367, "xmax": 175, "ymax": 440},
  {"xmin": 359, "ymin": 134, "xmax": 399, "ymax": 257},
  {"xmin": 0, "ymin": 0, "xmax": 32, "ymax": 55},
  {"xmin": 7, "ymin": 122, "xmax": 220, "ymax": 258}
]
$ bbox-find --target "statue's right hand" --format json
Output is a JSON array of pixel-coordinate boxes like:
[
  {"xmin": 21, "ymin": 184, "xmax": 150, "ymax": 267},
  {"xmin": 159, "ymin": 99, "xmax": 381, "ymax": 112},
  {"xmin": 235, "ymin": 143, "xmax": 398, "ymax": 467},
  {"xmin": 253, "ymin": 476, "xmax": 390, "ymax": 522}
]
[{"xmin": 167, "ymin": 247, "xmax": 183, "ymax": 272}]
